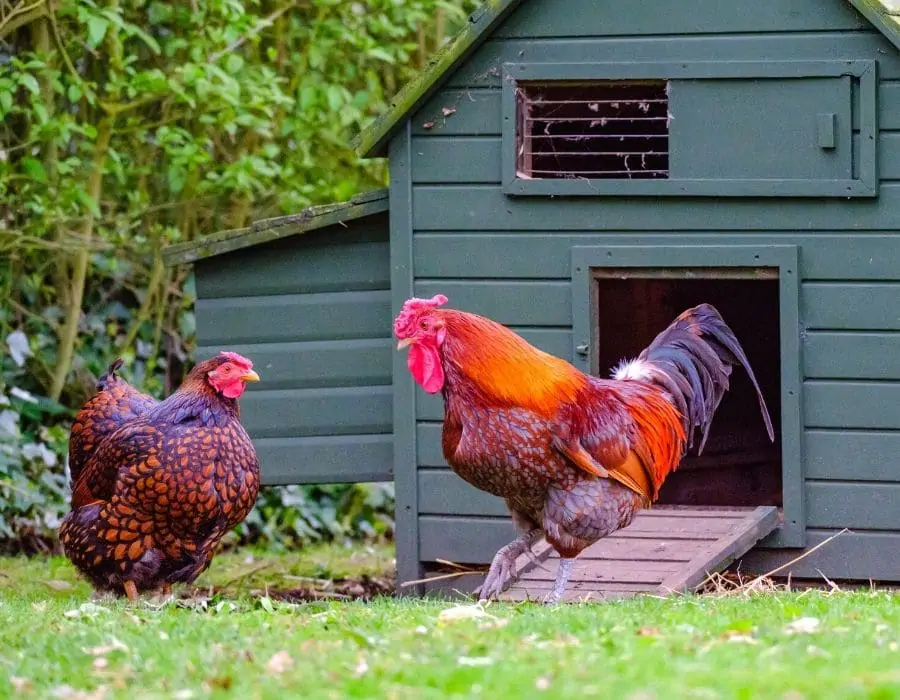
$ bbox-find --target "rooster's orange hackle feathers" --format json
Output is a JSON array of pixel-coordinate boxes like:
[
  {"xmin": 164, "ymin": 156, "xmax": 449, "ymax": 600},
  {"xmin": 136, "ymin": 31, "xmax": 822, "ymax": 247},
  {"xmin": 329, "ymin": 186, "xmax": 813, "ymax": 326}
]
[{"xmin": 442, "ymin": 310, "xmax": 586, "ymax": 418}]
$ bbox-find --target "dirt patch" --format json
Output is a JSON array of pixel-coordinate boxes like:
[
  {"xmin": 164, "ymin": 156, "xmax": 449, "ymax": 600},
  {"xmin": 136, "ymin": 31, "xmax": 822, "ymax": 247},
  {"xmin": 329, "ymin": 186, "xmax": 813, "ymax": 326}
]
[{"xmin": 181, "ymin": 573, "xmax": 397, "ymax": 603}]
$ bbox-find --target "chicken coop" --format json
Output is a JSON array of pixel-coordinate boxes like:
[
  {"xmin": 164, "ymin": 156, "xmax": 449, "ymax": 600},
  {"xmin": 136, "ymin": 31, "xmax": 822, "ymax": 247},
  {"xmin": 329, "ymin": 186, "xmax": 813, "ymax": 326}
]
[{"xmin": 165, "ymin": 0, "xmax": 900, "ymax": 599}]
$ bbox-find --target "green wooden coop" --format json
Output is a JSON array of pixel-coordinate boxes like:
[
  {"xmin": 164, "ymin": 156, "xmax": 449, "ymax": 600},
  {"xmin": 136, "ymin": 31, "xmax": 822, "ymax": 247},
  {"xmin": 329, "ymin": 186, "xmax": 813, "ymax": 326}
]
[{"xmin": 165, "ymin": 0, "xmax": 900, "ymax": 600}]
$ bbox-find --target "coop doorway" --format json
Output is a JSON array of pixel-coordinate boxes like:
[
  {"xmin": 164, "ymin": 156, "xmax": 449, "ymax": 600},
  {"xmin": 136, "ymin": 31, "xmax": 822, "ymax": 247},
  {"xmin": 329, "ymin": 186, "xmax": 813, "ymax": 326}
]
[
  {"xmin": 592, "ymin": 269, "xmax": 783, "ymax": 511},
  {"xmin": 493, "ymin": 248, "xmax": 802, "ymax": 602}
]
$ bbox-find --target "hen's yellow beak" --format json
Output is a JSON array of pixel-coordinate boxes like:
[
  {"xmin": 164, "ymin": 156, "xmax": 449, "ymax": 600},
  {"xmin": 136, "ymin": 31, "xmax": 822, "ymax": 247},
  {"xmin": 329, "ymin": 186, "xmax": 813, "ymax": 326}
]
[
  {"xmin": 241, "ymin": 370, "xmax": 261, "ymax": 382},
  {"xmin": 396, "ymin": 338, "xmax": 413, "ymax": 350}
]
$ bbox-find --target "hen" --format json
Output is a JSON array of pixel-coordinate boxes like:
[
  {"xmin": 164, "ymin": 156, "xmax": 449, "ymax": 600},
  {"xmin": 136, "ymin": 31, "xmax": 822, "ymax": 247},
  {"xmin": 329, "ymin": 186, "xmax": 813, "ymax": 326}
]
[
  {"xmin": 59, "ymin": 352, "xmax": 261, "ymax": 600},
  {"xmin": 394, "ymin": 295, "xmax": 774, "ymax": 604}
]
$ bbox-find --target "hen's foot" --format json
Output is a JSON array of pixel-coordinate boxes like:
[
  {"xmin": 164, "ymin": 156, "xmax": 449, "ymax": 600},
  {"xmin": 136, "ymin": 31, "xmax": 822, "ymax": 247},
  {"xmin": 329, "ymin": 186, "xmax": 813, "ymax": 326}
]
[
  {"xmin": 542, "ymin": 557, "xmax": 575, "ymax": 605},
  {"xmin": 476, "ymin": 528, "xmax": 542, "ymax": 602}
]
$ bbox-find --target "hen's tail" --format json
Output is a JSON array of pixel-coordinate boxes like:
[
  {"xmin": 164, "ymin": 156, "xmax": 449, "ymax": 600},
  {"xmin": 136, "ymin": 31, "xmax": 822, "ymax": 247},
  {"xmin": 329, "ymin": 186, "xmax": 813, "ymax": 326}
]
[
  {"xmin": 613, "ymin": 303, "xmax": 775, "ymax": 454},
  {"xmin": 97, "ymin": 357, "xmax": 125, "ymax": 391}
]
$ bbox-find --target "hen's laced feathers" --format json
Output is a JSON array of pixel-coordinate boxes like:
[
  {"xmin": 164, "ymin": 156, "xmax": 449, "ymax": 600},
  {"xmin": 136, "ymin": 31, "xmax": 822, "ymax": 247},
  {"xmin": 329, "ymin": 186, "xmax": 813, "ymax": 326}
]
[{"xmin": 441, "ymin": 310, "xmax": 587, "ymax": 417}]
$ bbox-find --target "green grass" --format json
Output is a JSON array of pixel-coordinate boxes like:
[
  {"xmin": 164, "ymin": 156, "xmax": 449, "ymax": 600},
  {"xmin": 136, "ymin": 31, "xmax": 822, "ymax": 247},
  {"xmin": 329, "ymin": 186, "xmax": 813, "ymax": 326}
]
[{"xmin": 1, "ymin": 546, "xmax": 898, "ymax": 699}]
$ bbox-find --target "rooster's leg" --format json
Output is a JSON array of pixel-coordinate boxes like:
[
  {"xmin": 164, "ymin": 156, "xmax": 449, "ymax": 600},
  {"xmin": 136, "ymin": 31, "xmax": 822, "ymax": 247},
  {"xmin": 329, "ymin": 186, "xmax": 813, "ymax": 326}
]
[
  {"xmin": 123, "ymin": 580, "xmax": 138, "ymax": 601},
  {"xmin": 476, "ymin": 528, "xmax": 542, "ymax": 602},
  {"xmin": 543, "ymin": 558, "xmax": 575, "ymax": 605}
]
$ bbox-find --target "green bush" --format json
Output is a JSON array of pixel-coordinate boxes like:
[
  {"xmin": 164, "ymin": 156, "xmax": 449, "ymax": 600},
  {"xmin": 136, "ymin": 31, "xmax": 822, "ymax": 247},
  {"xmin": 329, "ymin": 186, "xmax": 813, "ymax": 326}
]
[{"xmin": 0, "ymin": 0, "xmax": 477, "ymax": 551}]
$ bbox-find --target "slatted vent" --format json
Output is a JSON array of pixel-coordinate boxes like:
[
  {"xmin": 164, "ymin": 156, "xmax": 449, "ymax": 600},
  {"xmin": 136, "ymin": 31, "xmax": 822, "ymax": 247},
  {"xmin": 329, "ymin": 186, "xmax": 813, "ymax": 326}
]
[{"xmin": 516, "ymin": 81, "xmax": 670, "ymax": 180}]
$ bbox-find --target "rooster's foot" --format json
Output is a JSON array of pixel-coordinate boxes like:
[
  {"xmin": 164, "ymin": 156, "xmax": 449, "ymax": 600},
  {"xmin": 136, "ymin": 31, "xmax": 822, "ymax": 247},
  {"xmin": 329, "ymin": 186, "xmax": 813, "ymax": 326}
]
[{"xmin": 476, "ymin": 528, "xmax": 542, "ymax": 602}]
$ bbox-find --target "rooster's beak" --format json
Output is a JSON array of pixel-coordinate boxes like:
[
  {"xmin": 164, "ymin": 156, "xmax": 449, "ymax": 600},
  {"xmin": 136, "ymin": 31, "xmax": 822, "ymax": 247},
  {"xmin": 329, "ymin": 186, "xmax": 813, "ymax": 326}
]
[
  {"xmin": 396, "ymin": 338, "xmax": 413, "ymax": 350},
  {"xmin": 241, "ymin": 370, "xmax": 261, "ymax": 382}
]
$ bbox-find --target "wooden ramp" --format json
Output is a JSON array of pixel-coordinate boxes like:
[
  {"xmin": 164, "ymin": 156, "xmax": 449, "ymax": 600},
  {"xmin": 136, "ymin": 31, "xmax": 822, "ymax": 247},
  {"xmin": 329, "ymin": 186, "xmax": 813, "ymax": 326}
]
[{"xmin": 501, "ymin": 505, "xmax": 779, "ymax": 603}]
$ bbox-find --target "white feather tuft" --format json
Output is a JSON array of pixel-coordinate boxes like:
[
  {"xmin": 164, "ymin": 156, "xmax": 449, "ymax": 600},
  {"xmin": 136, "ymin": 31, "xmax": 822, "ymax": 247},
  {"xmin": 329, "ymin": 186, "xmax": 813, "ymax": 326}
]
[{"xmin": 612, "ymin": 358, "xmax": 657, "ymax": 382}]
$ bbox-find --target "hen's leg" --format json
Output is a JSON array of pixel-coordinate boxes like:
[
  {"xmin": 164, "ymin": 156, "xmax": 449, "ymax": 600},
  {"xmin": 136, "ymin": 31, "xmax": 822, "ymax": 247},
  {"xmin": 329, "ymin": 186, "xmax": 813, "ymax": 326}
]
[
  {"xmin": 476, "ymin": 527, "xmax": 543, "ymax": 602},
  {"xmin": 123, "ymin": 580, "xmax": 138, "ymax": 601},
  {"xmin": 544, "ymin": 558, "xmax": 575, "ymax": 605}
]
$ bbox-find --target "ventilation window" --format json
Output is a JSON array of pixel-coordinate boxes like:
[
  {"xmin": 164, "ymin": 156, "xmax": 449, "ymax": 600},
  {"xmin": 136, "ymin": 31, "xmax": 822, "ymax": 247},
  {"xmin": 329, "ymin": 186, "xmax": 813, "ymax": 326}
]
[{"xmin": 515, "ymin": 81, "xmax": 670, "ymax": 180}]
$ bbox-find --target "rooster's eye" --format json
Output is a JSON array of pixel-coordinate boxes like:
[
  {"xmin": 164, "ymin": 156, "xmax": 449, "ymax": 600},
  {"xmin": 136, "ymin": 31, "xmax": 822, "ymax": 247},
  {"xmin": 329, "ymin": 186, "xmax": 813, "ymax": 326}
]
[{"xmin": 420, "ymin": 321, "xmax": 429, "ymax": 330}]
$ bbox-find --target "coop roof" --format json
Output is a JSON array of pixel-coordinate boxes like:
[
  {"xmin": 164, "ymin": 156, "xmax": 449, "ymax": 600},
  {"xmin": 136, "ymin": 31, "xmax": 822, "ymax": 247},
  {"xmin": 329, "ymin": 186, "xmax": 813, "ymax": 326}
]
[
  {"xmin": 353, "ymin": 0, "xmax": 900, "ymax": 159},
  {"xmin": 162, "ymin": 188, "xmax": 389, "ymax": 266}
]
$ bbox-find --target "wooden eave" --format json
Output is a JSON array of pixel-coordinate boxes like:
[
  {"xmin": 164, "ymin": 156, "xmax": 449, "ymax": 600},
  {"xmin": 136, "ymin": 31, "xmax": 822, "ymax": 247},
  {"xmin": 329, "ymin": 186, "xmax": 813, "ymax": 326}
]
[
  {"xmin": 162, "ymin": 188, "xmax": 389, "ymax": 266},
  {"xmin": 847, "ymin": 0, "xmax": 900, "ymax": 52},
  {"xmin": 351, "ymin": 0, "xmax": 525, "ymax": 159}
]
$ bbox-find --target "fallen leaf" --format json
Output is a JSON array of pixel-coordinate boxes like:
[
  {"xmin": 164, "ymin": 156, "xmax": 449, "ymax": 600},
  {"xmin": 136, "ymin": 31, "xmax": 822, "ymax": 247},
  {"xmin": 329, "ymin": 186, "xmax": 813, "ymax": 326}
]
[
  {"xmin": 457, "ymin": 656, "xmax": 493, "ymax": 666},
  {"xmin": 784, "ymin": 617, "xmax": 820, "ymax": 635},
  {"xmin": 437, "ymin": 604, "xmax": 503, "ymax": 625},
  {"xmin": 172, "ymin": 691, "xmax": 194, "ymax": 700},
  {"xmin": 535, "ymin": 676, "xmax": 551, "ymax": 690},
  {"xmin": 208, "ymin": 676, "xmax": 233, "ymax": 690},
  {"xmin": 422, "ymin": 121, "xmax": 435, "ymax": 129},
  {"xmin": 637, "ymin": 627, "xmax": 660, "ymax": 637},
  {"xmin": 441, "ymin": 106, "xmax": 456, "ymax": 117},
  {"xmin": 83, "ymin": 638, "xmax": 128, "ymax": 656},
  {"xmin": 92, "ymin": 658, "xmax": 108, "ymax": 670},
  {"xmin": 44, "ymin": 579, "xmax": 73, "ymax": 591},
  {"xmin": 10, "ymin": 676, "xmax": 32, "ymax": 692},
  {"xmin": 354, "ymin": 658, "xmax": 369, "ymax": 677},
  {"xmin": 414, "ymin": 625, "xmax": 428, "ymax": 635},
  {"xmin": 266, "ymin": 650, "xmax": 294, "ymax": 675}
]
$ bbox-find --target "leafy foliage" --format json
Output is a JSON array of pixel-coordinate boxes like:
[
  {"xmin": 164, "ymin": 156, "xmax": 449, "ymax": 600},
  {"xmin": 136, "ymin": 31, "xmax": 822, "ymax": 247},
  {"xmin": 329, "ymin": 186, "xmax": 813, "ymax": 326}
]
[{"xmin": 0, "ymin": 0, "xmax": 478, "ymax": 549}]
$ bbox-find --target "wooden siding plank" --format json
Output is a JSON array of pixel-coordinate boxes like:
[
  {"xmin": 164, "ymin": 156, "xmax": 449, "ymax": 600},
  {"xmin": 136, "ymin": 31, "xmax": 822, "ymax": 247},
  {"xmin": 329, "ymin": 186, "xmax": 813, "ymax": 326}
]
[
  {"xmin": 413, "ymin": 281, "xmax": 570, "ymax": 326},
  {"xmin": 410, "ymin": 133, "xmax": 900, "ymax": 186},
  {"xmin": 417, "ymin": 423, "xmax": 446, "ymax": 466},
  {"xmin": 804, "ymin": 284, "xmax": 900, "ymax": 330},
  {"xmin": 804, "ymin": 332, "xmax": 900, "ymax": 379},
  {"xmin": 256, "ymin": 435, "xmax": 392, "ymax": 485},
  {"xmin": 418, "ymin": 516, "xmax": 517, "ymax": 563},
  {"xmin": 196, "ymin": 339, "xmax": 391, "ymax": 390},
  {"xmin": 195, "ymin": 233, "xmax": 389, "ymax": 299},
  {"xmin": 805, "ymin": 381, "xmax": 900, "ymax": 429},
  {"xmin": 806, "ymin": 482, "xmax": 900, "ymax": 529},
  {"xmin": 412, "ymin": 89, "xmax": 502, "ymax": 136},
  {"xmin": 739, "ymin": 529, "xmax": 900, "ymax": 581},
  {"xmin": 805, "ymin": 430, "xmax": 900, "ymax": 481},
  {"xmin": 414, "ymin": 233, "xmax": 900, "ymax": 281},
  {"xmin": 196, "ymin": 290, "xmax": 391, "ymax": 346},
  {"xmin": 418, "ymin": 470, "xmax": 509, "ymax": 517},
  {"xmin": 412, "ymin": 137, "xmax": 501, "ymax": 184},
  {"xmin": 495, "ymin": 0, "xmax": 867, "ymax": 38},
  {"xmin": 412, "ymin": 184, "xmax": 900, "ymax": 232},
  {"xmin": 447, "ymin": 34, "xmax": 900, "ymax": 88},
  {"xmin": 240, "ymin": 386, "xmax": 392, "ymax": 439}
]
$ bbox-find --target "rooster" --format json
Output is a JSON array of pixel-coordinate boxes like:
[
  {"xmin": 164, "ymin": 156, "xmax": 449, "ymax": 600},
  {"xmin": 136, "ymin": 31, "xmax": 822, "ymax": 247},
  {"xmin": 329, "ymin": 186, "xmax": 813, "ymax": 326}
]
[
  {"xmin": 394, "ymin": 295, "xmax": 774, "ymax": 604},
  {"xmin": 59, "ymin": 352, "xmax": 261, "ymax": 600}
]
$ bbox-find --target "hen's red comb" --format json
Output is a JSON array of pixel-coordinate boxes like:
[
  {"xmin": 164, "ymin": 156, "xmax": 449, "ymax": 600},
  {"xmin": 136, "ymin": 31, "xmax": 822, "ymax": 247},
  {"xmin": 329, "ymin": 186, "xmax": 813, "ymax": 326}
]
[
  {"xmin": 393, "ymin": 294, "xmax": 448, "ymax": 337},
  {"xmin": 219, "ymin": 351, "xmax": 253, "ymax": 369}
]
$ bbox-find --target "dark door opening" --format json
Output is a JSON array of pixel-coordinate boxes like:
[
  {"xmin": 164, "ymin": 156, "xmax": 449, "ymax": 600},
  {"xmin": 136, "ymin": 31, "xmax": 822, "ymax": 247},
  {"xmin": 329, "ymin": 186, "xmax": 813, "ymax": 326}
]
[{"xmin": 593, "ymin": 269, "xmax": 782, "ymax": 509}]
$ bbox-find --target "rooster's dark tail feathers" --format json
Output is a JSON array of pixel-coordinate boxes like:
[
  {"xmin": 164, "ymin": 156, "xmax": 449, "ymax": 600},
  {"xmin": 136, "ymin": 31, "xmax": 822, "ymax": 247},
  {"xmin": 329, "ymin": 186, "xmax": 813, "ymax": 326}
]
[{"xmin": 614, "ymin": 303, "xmax": 775, "ymax": 453}]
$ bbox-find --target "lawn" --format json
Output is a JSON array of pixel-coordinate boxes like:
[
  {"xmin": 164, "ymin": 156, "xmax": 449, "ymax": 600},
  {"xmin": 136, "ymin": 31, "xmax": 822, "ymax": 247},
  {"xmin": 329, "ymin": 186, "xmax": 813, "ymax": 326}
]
[{"xmin": 0, "ymin": 544, "xmax": 898, "ymax": 699}]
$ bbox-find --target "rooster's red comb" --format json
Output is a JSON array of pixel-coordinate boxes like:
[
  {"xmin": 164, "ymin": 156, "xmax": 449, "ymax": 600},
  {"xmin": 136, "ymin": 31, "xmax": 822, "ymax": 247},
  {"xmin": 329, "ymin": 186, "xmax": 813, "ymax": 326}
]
[
  {"xmin": 218, "ymin": 351, "xmax": 253, "ymax": 368},
  {"xmin": 393, "ymin": 294, "xmax": 448, "ymax": 337}
]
